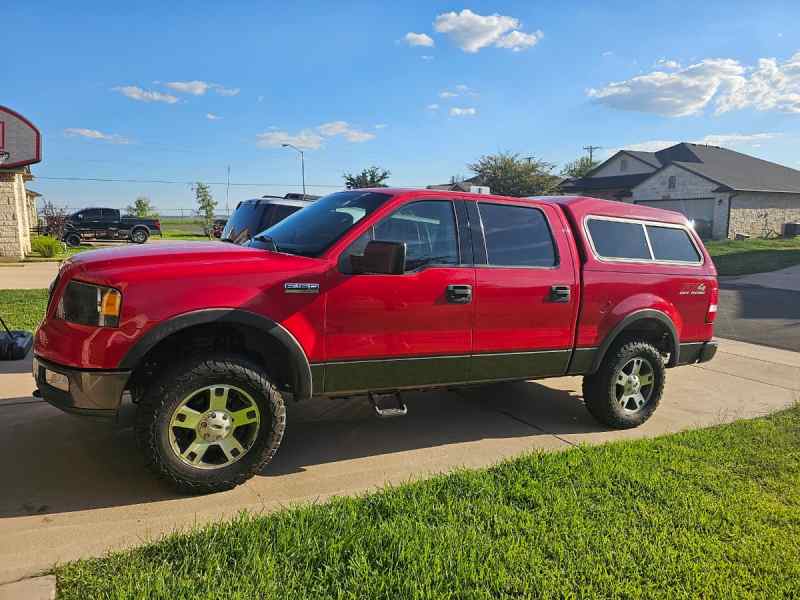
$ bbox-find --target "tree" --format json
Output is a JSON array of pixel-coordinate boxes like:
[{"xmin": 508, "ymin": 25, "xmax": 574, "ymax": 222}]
[
  {"xmin": 343, "ymin": 166, "xmax": 391, "ymax": 189},
  {"xmin": 193, "ymin": 182, "xmax": 217, "ymax": 238},
  {"xmin": 40, "ymin": 199, "xmax": 69, "ymax": 239},
  {"xmin": 467, "ymin": 152, "xmax": 559, "ymax": 197},
  {"xmin": 126, "ymin": 195, "xmax": 157, "ymax": 217},
  {"xmin": 560, "ymin": 156, "xmax": 598, "ymax": 179}
]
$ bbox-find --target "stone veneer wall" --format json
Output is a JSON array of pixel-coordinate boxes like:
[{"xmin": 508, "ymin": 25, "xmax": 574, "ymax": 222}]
[
  {"xmin": 0, "ymin": 170, "xmax": 31, "ymax": 260},
  {"xmin": 729, "ymin": 192, "xmax": 800, "ymax": 238}
]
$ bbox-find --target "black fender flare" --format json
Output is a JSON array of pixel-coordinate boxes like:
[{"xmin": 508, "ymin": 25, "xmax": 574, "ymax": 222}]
[
  {"xmin": 119, "ymin": 308, "xmax": 313, "ymax": 400},
  {"xmin": 590, "ymin": 309, "xmax": 679, "ymax": 373}
]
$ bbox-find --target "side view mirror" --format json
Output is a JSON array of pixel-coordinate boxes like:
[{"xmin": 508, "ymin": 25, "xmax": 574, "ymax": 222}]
[{"xmin": 350, "ymin": 241, "xmax": 406, "ymax": 275}]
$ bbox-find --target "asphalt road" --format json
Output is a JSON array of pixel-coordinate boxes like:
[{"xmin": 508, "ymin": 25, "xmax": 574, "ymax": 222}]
[{"xmin": 716, "ymin": 283, "xmax": 800, "ymax": 352}]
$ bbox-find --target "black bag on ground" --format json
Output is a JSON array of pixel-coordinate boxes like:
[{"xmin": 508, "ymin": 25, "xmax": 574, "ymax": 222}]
[{"xmin": 0, "ymin": 317, "xmax": 33, "ymax": 361}]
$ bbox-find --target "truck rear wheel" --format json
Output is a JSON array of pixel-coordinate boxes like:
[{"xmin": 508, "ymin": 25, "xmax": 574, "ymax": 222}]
[
  {"xmin": 135, "ymin": 354, "xmax": 286, "ymax": 494},
  {"xmin": 131, "ymin": 228, "xmax": 149, "ymax": 243},
  {"xmin": 65, "ymin": 233, "xmax": 81, "ymax": 247},
  {"xmin": 582, "ymin": 340, "xmax": 665, "ymax": 429}
]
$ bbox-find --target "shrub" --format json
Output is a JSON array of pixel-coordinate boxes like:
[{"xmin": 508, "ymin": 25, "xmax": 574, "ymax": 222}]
[{"xmin": 31, "ymin": 236, "xmax": 63, "ymax": 258}]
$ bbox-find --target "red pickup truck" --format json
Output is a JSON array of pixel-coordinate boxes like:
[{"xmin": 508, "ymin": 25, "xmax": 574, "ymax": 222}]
[{"xmin": 33, "ymin": 189, "xmax": 718, "ymax": 493}]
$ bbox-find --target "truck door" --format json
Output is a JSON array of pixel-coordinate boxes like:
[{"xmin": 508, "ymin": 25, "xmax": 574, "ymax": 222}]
[
  {"xmin": 469, "ymin": 200, "xmax": 579, "ymax": 381},
  {"xmin": 323, "ymin": 199, "xmax": 475, "ymax": 394}
]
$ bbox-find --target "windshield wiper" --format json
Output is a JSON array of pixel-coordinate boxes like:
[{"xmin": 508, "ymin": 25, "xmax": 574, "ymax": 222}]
[{"xmin": 252, "ymin": 234, "xmax": 280, "ymax": 252}]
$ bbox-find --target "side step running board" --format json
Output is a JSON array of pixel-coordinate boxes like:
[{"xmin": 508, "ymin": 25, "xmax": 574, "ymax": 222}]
[{"xmin": 369, "ymin": 392, "xmax": 408, "ymax": 418}]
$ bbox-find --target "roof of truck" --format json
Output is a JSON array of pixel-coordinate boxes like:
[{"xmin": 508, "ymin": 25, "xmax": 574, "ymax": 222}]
[{"xmin": 529, "ymin": 195, "xmax": 691, "ymax": 226}]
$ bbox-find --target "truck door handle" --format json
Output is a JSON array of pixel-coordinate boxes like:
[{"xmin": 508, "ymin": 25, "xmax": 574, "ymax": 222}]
[
  {"xmin": 446, "ymin": 284, "xmax": 472, "ymax": 304},
  {"xmin": 549, "ymin": 285, "xmax": 571, "ymax": 303}
]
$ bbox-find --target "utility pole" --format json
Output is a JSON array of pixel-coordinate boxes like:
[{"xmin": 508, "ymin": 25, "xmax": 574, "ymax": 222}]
[
  {"xmin": 281, "ymin": 144, "xmax": 306, "ymax": 199},
  {"xmin": 583, "ymin": 145, "xmax": 603, "ymax": 162},
  {"xmin": 225, "ymin": 165, "xmax": 231, "ymax": 216}
]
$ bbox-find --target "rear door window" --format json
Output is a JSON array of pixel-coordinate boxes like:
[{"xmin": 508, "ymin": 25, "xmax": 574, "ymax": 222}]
[
  {"xmin": 269, "ymin": 204, "xmax": 301, "ymax": 227},
  {"xmin": 478, "ymin": 203, "xmax": 556, "ymax": 267},
  {"xmin": 586, "ymin": 219, "xmax": 651, "ymax": 260},
  {"xmin": 646, "ymin": 225, "xmax": 701, "ymax": 263}
]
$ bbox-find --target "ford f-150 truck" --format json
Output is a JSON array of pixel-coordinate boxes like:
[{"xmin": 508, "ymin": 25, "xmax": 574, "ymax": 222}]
[
  {"xmin": 33, "ymin": 189, "xmax": 718, "ymax": 493},
  {"xmin": 62, "ymin": 207, "xmax": 162, "ymax": 246}
]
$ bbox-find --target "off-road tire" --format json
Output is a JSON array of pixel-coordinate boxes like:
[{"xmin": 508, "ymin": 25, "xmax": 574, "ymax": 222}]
[
  {"xmin": 65, "ymin": 233, "xmax": 81, "ymax": 247},
  {"xmin": 582, "ymin": 340, "xmax": 665, "ymax": 429},
  {"xmin": 130, "ymin": 228, "xmax": 149, "ymax": 244},
  {"xmin": 135, "ymin": 354, "xmax": 286, "ymax": 494}
]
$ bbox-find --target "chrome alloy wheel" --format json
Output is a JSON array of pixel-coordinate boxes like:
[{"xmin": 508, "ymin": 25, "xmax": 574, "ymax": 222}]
[
  {"xmin": 614, "ymin": 357, "xmax": 655, "ymax": 413},
  {"xmin": 168, "ymin": 384, "xmax": 261, "ymax": 469}
]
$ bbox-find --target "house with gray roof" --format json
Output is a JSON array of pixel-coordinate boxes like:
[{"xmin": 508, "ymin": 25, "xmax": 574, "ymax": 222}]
[{"xmin": 560, "ymin": 143, "xmax": 800, "ymax": 239}]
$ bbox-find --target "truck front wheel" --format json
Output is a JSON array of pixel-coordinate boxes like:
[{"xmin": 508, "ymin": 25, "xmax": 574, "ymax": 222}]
[
  {"xmin": 135, "ymin": 354, "xmax": 286, "ymax": 494},
  {"xmin": 582, "ymin": 340, "xmax": 665, "ymax": 429}
]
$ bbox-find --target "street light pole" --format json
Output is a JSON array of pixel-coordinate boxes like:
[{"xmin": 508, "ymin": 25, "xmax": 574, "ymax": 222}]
[{"xmin": 281, "ymin": 143, "xmax": 306, "ymax": 199}]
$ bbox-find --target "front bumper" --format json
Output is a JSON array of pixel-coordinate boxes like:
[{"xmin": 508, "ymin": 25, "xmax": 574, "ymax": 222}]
[
  {"xmin": 677, "ymin": 341, "xmax": 718, "ymax": 366},
  {"xmin": 33, "ymin": 355, "xmax": 131, "ymax": 418}
]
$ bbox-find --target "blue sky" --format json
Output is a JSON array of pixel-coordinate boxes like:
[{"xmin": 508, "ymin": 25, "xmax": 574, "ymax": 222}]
[{"xmin": 4, "ymin": 1, "xmax": 800, "ymax": 213}]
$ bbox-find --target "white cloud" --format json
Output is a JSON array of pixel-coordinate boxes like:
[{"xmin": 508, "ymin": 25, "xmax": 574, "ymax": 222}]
[
  {"xmin": 404, "ymin": 32, "xmax": 434, "ymax": 47},
  {"xmin": 655, "ymin": 58, "xmax": 681, "ymax": 69},
  {"xmin": 317, "ymin": 121, "xmax": 375, "ymax": 142},
  {"xmin": 439, "ymin": 91, "xmax": 458, "ymax": 98},
  {"xmin": 427, "ymin": 103, "xmax": 440, "ymax": 110},
  {"xmin": 165, "ymin": 80, "xmax": 210, "ymax": 95},
  {"xmin": 449, "ymin": 107, "xmax": 477, "ymax": 116},
  {"xmin": 434, "ymin": 9, "xmax": 542, "ymax": 53},
  {"xmin": 602, "ymin": 50, "xmax": 614, "ymax": 57},
  {"xmin": 256, "ymin": 130, "xmax": 323, "ymax": 150},
  {"xmin": 258, "ymin": 121, "xmax": 375, "ymax": 150},
  {"xmin": 113, "ymin": 86, "xmax": 178, "ymax": 104},
  {"xmin": 421, "ymin": 55, "xmax": 434, "ymax": 61},
  {"xmin": 165, "ymin": 80, "xmax": 240, "ymax": 97},
  {"xmin": 206, "ymin": 113, "xmax": 222, "ymax": 120},
  {"xmin": 375, "ymin": 124, "xmax": 387, "ymax": 129},
  {"xmin": 439, "ymin": 84, "xmax": 478, "ymax": 99},
  {"xmin": 589, "ymin": 51, "xmax": 800, "ymax": 116},
  {"xmin": 494, "ymin": 29, "xmax": 543, "ymax": 52},
  {"xmin": 64, "ymin": 128, "xmax": 130, "ymax": 144}
]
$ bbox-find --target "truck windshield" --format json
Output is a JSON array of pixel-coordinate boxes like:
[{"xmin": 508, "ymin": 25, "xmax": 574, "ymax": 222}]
[{"xmin": 248, "ymin": 191, "xmax": 392, "ymax": 256}]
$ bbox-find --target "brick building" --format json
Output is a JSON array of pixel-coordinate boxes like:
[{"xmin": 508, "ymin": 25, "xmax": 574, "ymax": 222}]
[
  {"xmin": 0, "ymin": 106, "xmax": 41, "ymax": 259},
  {"xmin": 560, "ymin": 143, "xmax": 800, "ymax": 240}
]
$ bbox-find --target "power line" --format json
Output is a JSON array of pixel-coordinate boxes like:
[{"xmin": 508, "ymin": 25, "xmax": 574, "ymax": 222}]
[{"xmin": 34, "ymin": 175, "xmax": 343, "ymax": 189}]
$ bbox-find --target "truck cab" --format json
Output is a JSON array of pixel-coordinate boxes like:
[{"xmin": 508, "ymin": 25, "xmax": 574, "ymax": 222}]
[{"xmin": 33, "ymin": 189, "xmax": 717, "ymax": 493}]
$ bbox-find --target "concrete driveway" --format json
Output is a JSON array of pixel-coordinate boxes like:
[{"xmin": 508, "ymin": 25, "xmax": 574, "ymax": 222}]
[{"xmin": 0, "ymin": 337, "xmax": 798, "ymax": 584}]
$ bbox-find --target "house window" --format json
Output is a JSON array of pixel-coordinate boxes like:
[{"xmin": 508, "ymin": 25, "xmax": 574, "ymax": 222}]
[
  {"xmin": 620, "ymin": 158, "xmax": 628, "ymax": 172},
  {"xmin": 668, "ymin": 175, "xmax": 676, "ymax": 189}
]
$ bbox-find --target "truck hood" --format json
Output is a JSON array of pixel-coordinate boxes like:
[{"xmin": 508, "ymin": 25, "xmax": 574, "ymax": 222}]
[{"xmin": 62, "ymin": 241, "xmax": 321, "ymax": 286}]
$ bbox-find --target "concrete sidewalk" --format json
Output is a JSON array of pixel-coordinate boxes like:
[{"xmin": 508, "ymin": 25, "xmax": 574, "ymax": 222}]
[
  {"xmin": 0, "ymin": 337, "xmax": 797, "ymax": 584},
  {"xmin": 0, "ymin": 262, "xmax": 58, "ymax": 290}
]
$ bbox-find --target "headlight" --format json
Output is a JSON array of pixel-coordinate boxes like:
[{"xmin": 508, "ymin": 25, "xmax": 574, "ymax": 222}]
[{"xmin": 57, "ymin": 281, "xmax": 122, "ymax": 327}]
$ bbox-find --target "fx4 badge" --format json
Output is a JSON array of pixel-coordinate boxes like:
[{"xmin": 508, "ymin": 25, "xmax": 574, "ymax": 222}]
[
  {"xmin": 679, "ymin": 283, "xmax": 706, "ymax": 296},
  {"xmin": 284, "ymin": 282, "xmax": 320, "ymax": 294}
]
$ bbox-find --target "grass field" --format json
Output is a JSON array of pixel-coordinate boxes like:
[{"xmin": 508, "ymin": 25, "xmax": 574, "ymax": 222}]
[
  {"xmin": 707, "ymin": 237, "xmax": 800, "ymax": 276},
  {"xmin": 56, "ymin": 407, "xmax": 800, "ymax": 599},
  {"xmin": 0, "ymin": 288, "xmax": 47, "ymax": 331}
]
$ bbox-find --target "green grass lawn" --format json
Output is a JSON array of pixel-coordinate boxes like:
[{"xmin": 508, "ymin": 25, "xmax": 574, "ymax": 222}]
[
  {"xmin": 57, "ymin": 407, "xmax": 800, "ymax": 599},
  {"xmin": 706, "ymin": 237, "xmax": 800, "ymax": 276},
  {"xmin": 0, "ymin": 288, "xmax": 47, "ymax": 331}
]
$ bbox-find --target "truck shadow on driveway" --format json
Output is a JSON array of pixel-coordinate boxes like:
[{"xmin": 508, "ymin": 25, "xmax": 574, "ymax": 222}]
[{"xmin": 0, "ymin": 380, "xmax": 599, "ymax": 518}]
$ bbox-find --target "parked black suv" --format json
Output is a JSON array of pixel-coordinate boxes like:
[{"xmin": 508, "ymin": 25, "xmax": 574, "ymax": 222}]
[
  {"xmin": 221, "ymin": 195, "xmax": 318, "ymax": 244},
  {"xmin": 63, "ymin": 208, "xmax": 162, "ymax": 246}
]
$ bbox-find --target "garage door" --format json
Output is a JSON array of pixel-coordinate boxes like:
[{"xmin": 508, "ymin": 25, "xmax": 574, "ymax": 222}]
[{"xmin": 635, "ymin": 198, "xmax": 715, "ymax": 240}]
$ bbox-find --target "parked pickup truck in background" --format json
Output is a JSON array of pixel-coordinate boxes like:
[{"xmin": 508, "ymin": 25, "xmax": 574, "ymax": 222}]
[
  {"xmin": 62, "ymin": 207, "xmax": 162, "ymax": 246},
  {"xmin": 33, "ymin": 189, "xmax": 718, "ymax": 493}
]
